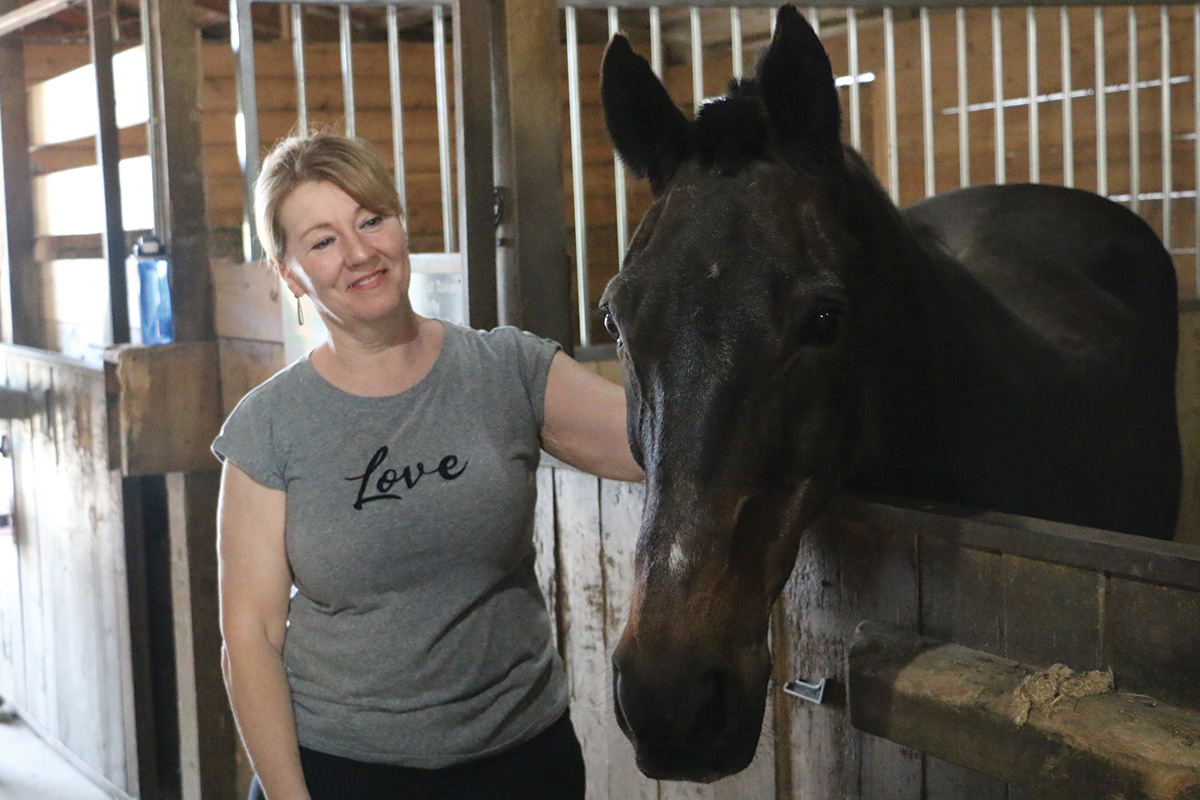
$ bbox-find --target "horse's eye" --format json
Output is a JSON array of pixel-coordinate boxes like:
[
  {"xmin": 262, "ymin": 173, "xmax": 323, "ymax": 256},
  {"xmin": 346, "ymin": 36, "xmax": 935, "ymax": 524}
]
[
  {"xmin": 603, "ymin": 311, "xmax": 620, "ymax": 339},
  {"xmin": 809, "ymin": 307, "xmax": 841, "ymax": 345}
]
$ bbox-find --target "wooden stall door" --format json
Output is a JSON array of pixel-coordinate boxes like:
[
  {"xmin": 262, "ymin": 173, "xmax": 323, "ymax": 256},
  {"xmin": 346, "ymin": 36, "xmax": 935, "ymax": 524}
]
[{"xmin": 0, "ymin": 347, "xmax": 135, "ymax": 796}]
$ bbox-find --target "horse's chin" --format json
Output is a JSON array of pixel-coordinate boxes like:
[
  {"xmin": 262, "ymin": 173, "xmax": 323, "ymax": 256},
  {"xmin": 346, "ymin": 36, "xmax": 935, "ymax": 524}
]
[
  {"xmin": 631, "ymin": 732, "xmax": 760, "ymax": 783},
  {"xmin": 614, "ymin": 678, "xmax": 766, "ymax": 783}
]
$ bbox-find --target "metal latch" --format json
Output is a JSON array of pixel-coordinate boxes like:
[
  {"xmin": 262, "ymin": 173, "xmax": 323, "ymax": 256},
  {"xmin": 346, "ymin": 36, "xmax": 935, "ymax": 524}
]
[{"xmin": 783, "ymin": 677, "xmax": 827, "ymax": 705}]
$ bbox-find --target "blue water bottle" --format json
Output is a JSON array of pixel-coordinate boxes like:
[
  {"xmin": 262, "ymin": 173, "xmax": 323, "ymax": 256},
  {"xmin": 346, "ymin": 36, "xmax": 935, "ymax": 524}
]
[{"xmin": 132, "ymin": 236, "xmax": 173, "ymax": 345}]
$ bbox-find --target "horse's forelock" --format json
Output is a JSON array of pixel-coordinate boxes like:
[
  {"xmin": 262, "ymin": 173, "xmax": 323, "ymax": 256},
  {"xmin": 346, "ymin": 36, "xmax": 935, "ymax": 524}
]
[{"xmin": 691, "ymin": 81, "xmax": 770, "ymax": 175}]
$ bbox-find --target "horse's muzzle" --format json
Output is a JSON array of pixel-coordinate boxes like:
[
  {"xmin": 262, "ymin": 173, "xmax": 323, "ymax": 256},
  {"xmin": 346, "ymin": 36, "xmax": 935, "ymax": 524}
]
[{"xmin": 611, "ymin": 642, "xmax": 766, "ymax": 782}]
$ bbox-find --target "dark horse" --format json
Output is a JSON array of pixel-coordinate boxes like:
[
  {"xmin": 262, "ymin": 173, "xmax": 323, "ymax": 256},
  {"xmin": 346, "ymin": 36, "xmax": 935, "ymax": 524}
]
[{"xmin": 599, "ymin": 6, "xmax": 1181, "ymax": 783}]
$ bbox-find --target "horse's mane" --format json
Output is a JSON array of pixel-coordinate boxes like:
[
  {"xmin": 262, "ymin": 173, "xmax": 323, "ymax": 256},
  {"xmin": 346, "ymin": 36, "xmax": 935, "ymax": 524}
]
[{"xmin": 691, "ymin": 80, "xmax": 772, "ymax": 175}]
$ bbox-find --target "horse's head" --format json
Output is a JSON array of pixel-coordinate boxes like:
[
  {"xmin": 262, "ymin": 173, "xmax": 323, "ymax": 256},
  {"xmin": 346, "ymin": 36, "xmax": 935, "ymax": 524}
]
[{"xmin": 601, "ymin": 7, "xmax": 863, "ymax": 781}]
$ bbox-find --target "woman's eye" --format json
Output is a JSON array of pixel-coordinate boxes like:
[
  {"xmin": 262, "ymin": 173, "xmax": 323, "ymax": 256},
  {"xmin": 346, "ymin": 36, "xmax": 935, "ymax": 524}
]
[
  {"xmin": 362, "ymin": 215, "xmax": 383, "ymax": 229},
  {"xmin": 312, "ymin": 237, "xmax": 334, "ymax": 251}
]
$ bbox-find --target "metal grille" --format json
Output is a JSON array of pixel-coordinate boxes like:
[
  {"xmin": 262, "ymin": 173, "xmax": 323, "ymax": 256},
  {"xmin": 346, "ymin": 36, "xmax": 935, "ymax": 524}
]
[
  {"xmin": 231, "ymin": 0, "xmax": 458, "ymax": 259},
  {"xmin": 230, "ymin": 0, "xmax": 468, "ymax": 332},
  {"xmin": 561, "ymin": 2, "xmax": 1200, "ymax": 347}
]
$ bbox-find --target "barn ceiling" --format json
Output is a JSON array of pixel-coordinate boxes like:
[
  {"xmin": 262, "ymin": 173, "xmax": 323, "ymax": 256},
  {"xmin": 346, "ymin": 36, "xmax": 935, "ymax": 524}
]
[{"xmin": 6, "ymin": 0, "xmax": 880, "ymax": 65}]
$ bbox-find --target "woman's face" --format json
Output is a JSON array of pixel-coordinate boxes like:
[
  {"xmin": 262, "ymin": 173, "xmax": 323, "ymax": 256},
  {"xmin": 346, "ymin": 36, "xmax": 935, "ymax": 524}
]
[{"xmin": 277, "ymin": 179, "xmax": 411, "ymax": 328}]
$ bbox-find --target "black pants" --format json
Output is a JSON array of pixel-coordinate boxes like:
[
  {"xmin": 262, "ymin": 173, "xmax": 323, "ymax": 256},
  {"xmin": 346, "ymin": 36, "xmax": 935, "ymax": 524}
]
[{"xmin": 248, "ymin": 711, "xmax": 585, "ymax": 800}]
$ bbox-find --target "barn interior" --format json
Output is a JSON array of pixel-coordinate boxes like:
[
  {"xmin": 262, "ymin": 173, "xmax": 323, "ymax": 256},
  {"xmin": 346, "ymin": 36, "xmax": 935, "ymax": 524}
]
[{"xmin": 0, "ymin": 0, "xmax": 1198, "ymax": 797}]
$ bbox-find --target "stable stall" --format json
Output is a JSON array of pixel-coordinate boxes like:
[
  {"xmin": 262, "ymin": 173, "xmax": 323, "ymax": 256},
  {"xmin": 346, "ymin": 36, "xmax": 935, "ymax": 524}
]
[{"xmin": 0, "ymin": 0, "xmax": 1197, "ymax": 797}]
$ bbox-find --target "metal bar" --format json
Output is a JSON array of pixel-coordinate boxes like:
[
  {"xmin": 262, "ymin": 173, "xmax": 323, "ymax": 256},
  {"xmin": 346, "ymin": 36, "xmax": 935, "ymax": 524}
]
[
  {"xmin": 957, "ymin": 7, "xmax": 970, "ymax": 187},
  {"xmin": 650, "ymin": 6, "xmax": 663, "ymax": 76},
  {"xmin": 809, "ymin": 6, "xmax": 820, "ymax": 36},
  {"xmin": 770, "ymin": 5, "xmax": 777, "ymax": 33},
  {"xmin": 433, "ymin": 4, "xmax": 455, "ymax": 251},
  {"xmin": 992, "ymin": 6, "xmax": 1005, "ymax": 183},
  {"xmin": 848, "ymin": 7, "xmax": 861, "ymax": 150},
  {"xmin": 610, "ymin": 6, "xmax": 628, "ymax": 265},
  {"xmin": 386, "ymin": 5, "xmax": 406, "ymax": 213},
  {"xmin": 566, "ymin": 5, "xmax": 590, "ymax": 345},
  {"xmin": 291, "ymin": 4, "xmax": 307, "ymax": 133},
  {"xmin": 884, "ymin": 6, "xmax": 898, "ymax": 201},
  {"xmin": 0, "ymin": 0, "xmax": 82, "ymax": 38},
  {"xmin": 921, "ymin": 7, "xmax": 934, "ymax": 197},
  {"xmin": 1129, "ymin": 5, "xmax": 1139, "ymax": 211},
  {"xmin": 1095, "ymin": 6, "xmax": 1107, "ymax": 196},
  {"xmin": 691, "ymin": 7, "xmax": 703, "ymax": 113},
  {"xmin": 731, "ymin": 7, "xmax": 743, "ymax": 80},
  {"xmin": 1160, "ymin": 4, "xmax": 1171, "ymax": 250},
  {"xmin": 339, "ymin": 4, "xmax": 356, "ymax": 137},
  {"xmin": 231, "ymin": 0, "xmax": 261, "ymax": 260},
  {"xmin": 1027, "ymin": 7, "xmax": 1039, "ymax": 182},
  {"xmin": 1061, "ymin": 6, "xmax": 1073, "ymax": 186}
]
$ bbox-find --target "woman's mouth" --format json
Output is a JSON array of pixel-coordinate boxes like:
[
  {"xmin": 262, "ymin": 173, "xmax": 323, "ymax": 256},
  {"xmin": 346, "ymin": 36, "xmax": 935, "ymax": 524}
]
[{"xmin": 348, "ymin": 269, "xmax": 386, "ymax": 290}]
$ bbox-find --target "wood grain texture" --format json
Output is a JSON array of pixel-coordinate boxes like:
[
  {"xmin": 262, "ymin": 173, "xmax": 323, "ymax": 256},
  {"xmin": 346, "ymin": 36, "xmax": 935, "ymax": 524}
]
[
  {"xmin": 0, "ymin": 348, "xmax": 132, "ymax": 793},
  {"xmin": 107, "ymin": 342, "xmax": 223, "ymax": 476},
  {"xmin": 850, "ymin": 622, "xmax": 1200, "ymax": 800}
]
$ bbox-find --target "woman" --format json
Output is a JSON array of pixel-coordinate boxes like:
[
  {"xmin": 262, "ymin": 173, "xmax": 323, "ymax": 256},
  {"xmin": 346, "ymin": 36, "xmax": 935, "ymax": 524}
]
[{"xmin": 213, "ymin": 132, "xmax": 642, "ymax": 800}]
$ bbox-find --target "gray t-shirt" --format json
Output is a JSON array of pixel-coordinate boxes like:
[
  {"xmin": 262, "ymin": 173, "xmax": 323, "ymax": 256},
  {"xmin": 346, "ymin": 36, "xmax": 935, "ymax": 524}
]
[{"xmin": 211, "ymin": 322, "xmax": 566, "ymax": 767}]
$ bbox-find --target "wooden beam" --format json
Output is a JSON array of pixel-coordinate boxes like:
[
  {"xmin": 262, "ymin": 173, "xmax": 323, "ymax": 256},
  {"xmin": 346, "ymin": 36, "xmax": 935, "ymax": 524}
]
[
  {"xmin": 452, "ymin": 0, "xmax": 497, "ymax": 331},
  {"xmin": 144, "ymin": 0, "xmax": 215, "ymax": 343},
  {"xmin": 848, "ymin": 621, "xmax": 1200, "ymax": 800},
  {"xmin": 167, "ymin": 469, "xmax": 237, "ymax": 800},
  {"xmin": 0, "ymin": 0, "xmax": 42, "ymax": 348},
  {"xmin": 87, "ymin": 0, "xmax": 131, "ymax": 345},
  {"xmin": 493, "ymin": 0, "xmax": 573, "ymax": 348},
  {"xmin": 105, "ymin": 342, "xmax": 223, "ymax": 477}
]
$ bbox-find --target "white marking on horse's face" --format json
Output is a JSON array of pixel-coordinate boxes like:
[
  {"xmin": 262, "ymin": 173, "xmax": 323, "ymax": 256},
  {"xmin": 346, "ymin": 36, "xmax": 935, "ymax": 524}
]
[
  {"xmin": 669, "ymin": 541, "xmax": 689, "ymax": 575},
  {"xmin": 708, "ymin": 261, "xmax": 721, "ymax": 279}
]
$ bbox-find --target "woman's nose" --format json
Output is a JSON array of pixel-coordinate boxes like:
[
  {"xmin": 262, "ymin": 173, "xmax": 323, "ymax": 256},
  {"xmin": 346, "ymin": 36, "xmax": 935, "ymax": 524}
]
[{"xmin": 343, "ymin": 231, "xmax": 370, "ymax": 265}]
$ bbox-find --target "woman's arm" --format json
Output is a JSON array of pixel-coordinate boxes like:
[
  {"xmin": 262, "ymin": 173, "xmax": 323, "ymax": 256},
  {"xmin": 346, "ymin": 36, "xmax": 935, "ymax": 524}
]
[
  {"xmin": 542, "ymin": 351, "xmax": 644, "ymax": 482},
  {"xmin": 218, "ymin": 461, "xmax": 311, "ymax": 800}
]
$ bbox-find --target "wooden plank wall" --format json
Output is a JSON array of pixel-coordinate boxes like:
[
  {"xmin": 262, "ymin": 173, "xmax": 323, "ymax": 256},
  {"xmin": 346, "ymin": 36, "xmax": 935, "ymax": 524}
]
[
  {"xmin": 536, "ymin": 464, "xmax": 1200, "ymax": 800},
  {"xmin": 0, "ymin": 345, "xmax": 135, "ymax": 796}
]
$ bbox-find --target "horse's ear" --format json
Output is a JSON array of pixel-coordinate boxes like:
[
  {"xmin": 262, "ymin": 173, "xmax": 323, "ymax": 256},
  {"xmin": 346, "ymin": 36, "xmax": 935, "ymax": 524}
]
[
  {"xmin": 756, "ymin": 6, "xmax": 843, "ymax": 172},
  {"xmin": 601, "ymin": 34, "xmax": 689, "ymax": 196}
]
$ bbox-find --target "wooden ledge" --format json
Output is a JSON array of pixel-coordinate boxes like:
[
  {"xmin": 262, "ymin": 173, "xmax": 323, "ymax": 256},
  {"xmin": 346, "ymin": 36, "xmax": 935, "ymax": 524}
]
[
  {"xmin": 105, "ymin": 342, "xmax": 223, "ymax": 476},
  {"xmin": 849, "ymin": 621, "xmax": 1200, "ymax": 800}
]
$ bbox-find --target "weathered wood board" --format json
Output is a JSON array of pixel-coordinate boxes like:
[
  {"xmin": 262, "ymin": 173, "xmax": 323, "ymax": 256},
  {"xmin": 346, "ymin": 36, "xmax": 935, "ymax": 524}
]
[
  {"xmin": 536, "ymin": 463, "xmax": 1200, "ymax": 800},
  {"xmin": 0, "ymin": 345, "xmax": 134, "ymax": 796}
]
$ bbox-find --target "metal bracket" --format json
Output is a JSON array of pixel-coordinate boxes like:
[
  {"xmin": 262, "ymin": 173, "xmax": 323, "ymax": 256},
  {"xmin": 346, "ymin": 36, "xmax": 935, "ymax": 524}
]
[{"xmin": 783, "ymin": 677, "xmax": 827, "ymax": 705}]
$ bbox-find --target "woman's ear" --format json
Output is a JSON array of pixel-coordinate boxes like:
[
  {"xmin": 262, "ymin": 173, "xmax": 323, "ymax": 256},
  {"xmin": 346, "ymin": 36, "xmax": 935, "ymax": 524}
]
[{"xmin": 276, "ymin": 260, "xmax": 305, "ymax": 298}]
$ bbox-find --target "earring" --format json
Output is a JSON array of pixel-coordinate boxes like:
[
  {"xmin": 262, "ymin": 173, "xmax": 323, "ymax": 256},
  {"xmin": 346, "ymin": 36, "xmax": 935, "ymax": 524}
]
[{"xmin": 295, "ymin": 295, "xmax": 305, "ymax": 325}]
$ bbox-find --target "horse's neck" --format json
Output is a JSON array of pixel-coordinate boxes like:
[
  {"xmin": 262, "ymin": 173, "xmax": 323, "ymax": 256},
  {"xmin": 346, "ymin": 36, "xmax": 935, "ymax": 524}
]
[{"xmin": 842, "ymin": 172, "xmax": 996, "ymax": 495}]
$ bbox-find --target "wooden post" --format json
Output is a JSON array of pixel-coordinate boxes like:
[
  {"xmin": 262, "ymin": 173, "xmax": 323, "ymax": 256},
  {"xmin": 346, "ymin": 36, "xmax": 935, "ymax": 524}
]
[
  {"xmin": 167, "ymin": 470, "xmax": 236, "ymax": 800},
  {"xmin": 454, "ymin": 0, "xmax": 498, "ymax": 332},
  {"xmin": 0, "ymin": 0, "xmax": 41, "ymax": 348},
  {"xmin": 143, "ymin": 0, "xmax": 215, "ymax": 344},
  {"xmin": 492, "ymin": 0, "xmax": 573, "ymax": 349}
]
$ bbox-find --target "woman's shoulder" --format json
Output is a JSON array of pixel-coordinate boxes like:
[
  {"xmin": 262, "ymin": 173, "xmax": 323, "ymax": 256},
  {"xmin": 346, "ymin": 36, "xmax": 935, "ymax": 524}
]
[
  {"xmin": 446, "ymin": 322, "xmax": 562, "ymax": 361},
  {"xmin": 226, "ymin": 353, "xmax": 319, "ymax": 416}
]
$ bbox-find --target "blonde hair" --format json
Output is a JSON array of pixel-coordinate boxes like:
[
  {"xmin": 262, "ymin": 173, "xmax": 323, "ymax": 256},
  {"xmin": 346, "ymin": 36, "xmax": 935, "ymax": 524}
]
[{"xmin": 254, "ymin": 132, "xmax": 404, "ymax": 264}]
